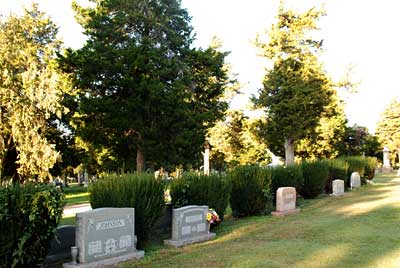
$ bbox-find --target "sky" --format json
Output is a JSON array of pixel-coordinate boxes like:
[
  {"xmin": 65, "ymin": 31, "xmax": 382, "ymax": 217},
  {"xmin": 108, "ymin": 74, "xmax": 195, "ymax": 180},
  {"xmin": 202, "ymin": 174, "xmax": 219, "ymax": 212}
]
[{"xmin": 1, "ymin": 0, "xmax": 400, "ymax": 133}]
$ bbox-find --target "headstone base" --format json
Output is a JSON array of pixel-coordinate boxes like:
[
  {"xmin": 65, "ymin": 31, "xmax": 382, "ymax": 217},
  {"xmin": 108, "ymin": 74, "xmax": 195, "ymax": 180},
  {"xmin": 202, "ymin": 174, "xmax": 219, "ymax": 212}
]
[
  {"xmin": 271, "ymin": 208, "xmax": 300, "ymax": 217},
  {"xmin": 330, "ymin": 193, "xmax": 345, "ymax": 197},
  {"xmin": 382, "ymin": 166, "xmax": 393, "ymax": 174},
  {"xmin": 63, "ymin": 251, "xmax": 144, "ymax": 268},
  {"xmin": 164, "ymin": 232, "xmax": 216, "ymax": 247}
]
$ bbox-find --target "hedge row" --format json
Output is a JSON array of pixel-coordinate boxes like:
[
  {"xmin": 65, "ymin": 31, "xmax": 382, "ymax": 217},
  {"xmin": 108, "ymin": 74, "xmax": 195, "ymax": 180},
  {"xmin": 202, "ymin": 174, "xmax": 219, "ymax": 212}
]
[{"xmin": 86, "ymin": 156, "xmax": 377, "ymax": 248}]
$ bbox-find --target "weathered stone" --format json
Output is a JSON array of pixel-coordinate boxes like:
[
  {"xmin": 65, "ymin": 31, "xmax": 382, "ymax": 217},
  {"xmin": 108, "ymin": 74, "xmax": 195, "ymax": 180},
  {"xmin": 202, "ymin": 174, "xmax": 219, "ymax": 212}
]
[
  {"xmin": 271, "ymin": 187, "xmax": 300, "ymax": 217},
  {"xmin": 330, "ymin": 179, "xmax": 344, "ymax": 196},
  {"xmin": 63, "ymin": 208, "xmax": 143, "ymax": 268},
  {"xmin": 350, "ymin": 172, "xmax": 361, "ymax": 189},
  {"xmin": 164, "ymin": 205, "xmax": 215, "ymax": 247}
]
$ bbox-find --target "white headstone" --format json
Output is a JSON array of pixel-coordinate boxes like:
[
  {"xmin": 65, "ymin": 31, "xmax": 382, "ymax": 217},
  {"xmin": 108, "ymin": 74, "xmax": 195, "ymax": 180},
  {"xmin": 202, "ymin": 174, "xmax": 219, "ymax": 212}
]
[
  {"xmin": 331, "ymin": 180, "xmax": 345, "ymax": 196},
  {"xmin": 272, "ymin": 187, "xmax": 300, "ymax": 217},
  {"xmin": 164, "ymin": 205, "xmax": 215, "ymax": 247},
  {"xmin": 63, "ymin": 208, "xmax": 143, "ymax": 268},
  {"xmin": 350, "ymin": 172, "xmax": 361, "ymax": 189}
]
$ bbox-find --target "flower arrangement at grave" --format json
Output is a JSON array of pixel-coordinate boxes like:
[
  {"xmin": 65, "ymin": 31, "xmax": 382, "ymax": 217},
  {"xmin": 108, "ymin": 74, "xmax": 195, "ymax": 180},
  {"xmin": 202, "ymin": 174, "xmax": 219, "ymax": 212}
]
[{"xmin": 207, "ymin": 208, "xmax": 220, "ymax": 227}]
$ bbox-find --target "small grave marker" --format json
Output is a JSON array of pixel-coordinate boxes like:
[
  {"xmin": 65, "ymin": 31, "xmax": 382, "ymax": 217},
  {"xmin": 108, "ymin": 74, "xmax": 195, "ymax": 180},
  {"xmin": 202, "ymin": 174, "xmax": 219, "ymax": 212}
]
[
  {"xmin": 331, "ymin": 179, "xmax": 345, "ymax": 196},
  {"xmin": 272, "ymin": 187, "xmax": 300, "ymax": 217},
  {"xmin": 63, "ymin": 208, "xmax": 143, "ymax": 268},
  {"xmin": 350, "ymin": 172, "xmax": 361, "ymax": 189},
  {"xmin": 164, "ymin": 205, "xmax": 215, "ymax": 247}
]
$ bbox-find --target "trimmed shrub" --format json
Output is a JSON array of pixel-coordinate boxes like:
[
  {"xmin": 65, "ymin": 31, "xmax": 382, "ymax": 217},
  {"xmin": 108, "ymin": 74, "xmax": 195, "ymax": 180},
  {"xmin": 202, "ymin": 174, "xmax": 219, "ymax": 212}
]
[
  {"xmin": 364, "ymin": 157, "xmax": 378, "ymax": 181},
  {"xmin": 0, "ymin": 183, "xmax": 65, "ymax": 268},
  {"xmin": 342, "ymin": 156, "xmax": 366, "ymax": 180},
  {"xmin": 89, "ymin": 173, "xmax": 165, "ymax": 248},
  {"xmin": 323, "ymin": 158, "xmax": 349, "ymax": 193},
  {"xmin": 229, "ymin": 165, "xmax": 272, "ymax": 217},
  {"xmin": 270, "ymin": 164, "xmax": 303, "ymax": 195},
  {"xmin": 169, "ymin": 173, "xmax": 230, "ymax": 221},
  {"xmin": 300, "ymin": 160, "xmax": 329, "ymax": 199}
]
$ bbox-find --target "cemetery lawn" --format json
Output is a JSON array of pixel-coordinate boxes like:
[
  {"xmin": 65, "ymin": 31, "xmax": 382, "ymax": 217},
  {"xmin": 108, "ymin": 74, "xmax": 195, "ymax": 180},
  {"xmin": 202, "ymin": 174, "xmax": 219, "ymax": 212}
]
[
  {"xmin": 123, "ymin": 174, "xmax": 400, "ymax": 268},
  {"xmin": 65, "ymin": 192, "xmax": 90, "ymax": 206}
]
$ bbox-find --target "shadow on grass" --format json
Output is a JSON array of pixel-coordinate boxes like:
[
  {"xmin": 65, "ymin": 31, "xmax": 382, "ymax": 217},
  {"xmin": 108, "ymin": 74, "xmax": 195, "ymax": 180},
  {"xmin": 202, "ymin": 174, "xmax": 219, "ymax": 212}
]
[{"xmin": 123, "ymin": 175, "xmax": 400, "ymax": 268}]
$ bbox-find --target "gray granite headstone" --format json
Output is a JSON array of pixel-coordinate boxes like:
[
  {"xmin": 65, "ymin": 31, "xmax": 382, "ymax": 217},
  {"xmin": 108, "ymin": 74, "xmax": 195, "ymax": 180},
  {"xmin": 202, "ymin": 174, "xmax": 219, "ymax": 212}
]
[
  {"xmin": 63, "ymin": 208, "xmax": 143, "ymax": 268},
  {"xmin": 331, "ymin": 179, "xmax": 344, "ymax": 196},
  {"xmin": 164, "ymin": 205, "xmax": 215, "ymax": 247},
  {"xmin": 350, "ymin": 172, "xmax": 361, "ymax": 189}
]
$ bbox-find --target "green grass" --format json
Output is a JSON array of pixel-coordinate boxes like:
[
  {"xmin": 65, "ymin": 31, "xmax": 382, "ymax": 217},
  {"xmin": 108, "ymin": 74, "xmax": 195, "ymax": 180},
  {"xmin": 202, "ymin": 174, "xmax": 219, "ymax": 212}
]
[
  {"xmin": 59, "ymin": 216, "xmax": 75, "ymax": 226},
  {"xmin": 122, "ymin": 173, "xmax": 400, "ymax": 268},
  {"xmin": 65, "ymin": 192, "xmax": 90, "ymax": 206}
]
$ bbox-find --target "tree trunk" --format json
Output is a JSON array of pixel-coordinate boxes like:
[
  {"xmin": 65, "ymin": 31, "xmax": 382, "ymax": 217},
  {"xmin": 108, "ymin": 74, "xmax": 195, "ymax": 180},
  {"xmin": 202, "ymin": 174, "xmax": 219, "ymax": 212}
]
[
  {"xmin": 284, "ymin": 138, "xmax": 295, "ymax": 165},
  {"xmin": 136, "ymin": 147, "xmax": 145, "ymax": 172}
]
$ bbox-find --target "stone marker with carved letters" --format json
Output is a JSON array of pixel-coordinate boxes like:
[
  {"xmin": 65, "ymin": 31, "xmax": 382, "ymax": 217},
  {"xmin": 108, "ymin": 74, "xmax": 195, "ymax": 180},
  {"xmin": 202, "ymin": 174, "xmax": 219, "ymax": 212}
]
[
  {"xmin": 271, "ymin": 187, "xmax": 300, "ymax": 217},
  {"xmin": 164, "ymin": 205, "xmax": 215, "ymax": 247},
  {"xmin": 63, "ymin": 208, "xmax": 144, "ymax": 268},
  {"xmin": 350, "ymin": 172, "xmax": 361, "ymax": 189},
  {"xmin": 330, "ymin": 179, "xmax": 345, "ymax": 196}
]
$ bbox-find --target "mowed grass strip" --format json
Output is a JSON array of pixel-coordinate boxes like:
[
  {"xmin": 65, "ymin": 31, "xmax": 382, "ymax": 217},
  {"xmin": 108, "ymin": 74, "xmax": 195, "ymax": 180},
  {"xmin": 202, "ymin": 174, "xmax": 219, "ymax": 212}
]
[
  {"xmin": 122, "ymin": 174, "xmax": 400, "ymax": 268},
  {"xmin": 65, "ymin": 192, "xmax": 90, "ymax": 206}
]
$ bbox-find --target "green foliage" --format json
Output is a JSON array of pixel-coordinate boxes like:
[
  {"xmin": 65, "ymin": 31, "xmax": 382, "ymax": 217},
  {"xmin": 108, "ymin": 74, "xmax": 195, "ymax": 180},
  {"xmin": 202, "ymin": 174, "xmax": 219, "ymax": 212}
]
[
  {"xmin": 342, "ymin": 156, "xmax": 366, "ymax": 179},
  {"xmin": 300, "ymin": 160, "xmax": 329, "ymax": 199},
  {"xmin": 338, "ymin": 125, "xmax": 381, "ymax": 158},
  {"xmin": 89, "ymin": 173, "xmax": 165, "ymax": 248},
  {"xmin": 0, "ymin": 5, "xmax": 70, "ymax": 181},
  {"xmin": 363, "ymin": 157, "xmax": 378, "ymax": 181},
  {"xmin": 296, "ymin": 96, "xmax": 347, "ymax": 159},
  {"xmin": 376, "ymin": 98, "xmax": 400, "ymax": 165},
  {"xmin": 270, "ymin": 165, "xmax": 303, "ymax": 195},
  {"xmin": 61, "ymin": 0, "xmax": 233, "ymax": 172},
  {"xmin": 254, "ymin": 4, "xmax": 334, "ymax": 164},
  {"xmin": 169, "ymin": 173, "xmax": 230, "ymax": 220},
  {"xmin": 208, "ymin": 110, "xmax": 272, "ymax": 169},
  {"xmin": 229, "ymin": 165, "xmax": 272, "ymax": 217},
  {"xmin": 0, "ymin": 183, "xmax": 65, "ymax": 268},
  {"xmin": 323, "ymin": 158, "xmax": 349, "ymax": 192}
]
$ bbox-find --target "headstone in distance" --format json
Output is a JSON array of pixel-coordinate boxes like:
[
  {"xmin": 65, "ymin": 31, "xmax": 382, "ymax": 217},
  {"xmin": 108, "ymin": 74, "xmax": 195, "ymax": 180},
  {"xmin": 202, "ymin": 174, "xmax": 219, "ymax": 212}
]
[
  {"xmin": 350, "ymin": 172, "xmax": 361, "ymax": 189},
  {"xmin": 164, "ymin": 205, "xmax": 215, "ymax": 247},
  {"xmin": 63, "ymin": 208, "xmax": 144, "ymax": 268},
  {"xmin": 330, "ymin": 179, "xmax": 345, "ymax": 196},
  {"xmin": 271, "ymin": 187, "xmax": 300, "ymax": 217}
]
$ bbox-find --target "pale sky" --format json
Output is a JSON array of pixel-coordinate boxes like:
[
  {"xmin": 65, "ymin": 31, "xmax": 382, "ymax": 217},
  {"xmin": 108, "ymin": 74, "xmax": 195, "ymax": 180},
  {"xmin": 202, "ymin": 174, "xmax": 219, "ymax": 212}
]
[{"xmin": 2, "ymin": 0, "xmax": 400, "ymax": 133}]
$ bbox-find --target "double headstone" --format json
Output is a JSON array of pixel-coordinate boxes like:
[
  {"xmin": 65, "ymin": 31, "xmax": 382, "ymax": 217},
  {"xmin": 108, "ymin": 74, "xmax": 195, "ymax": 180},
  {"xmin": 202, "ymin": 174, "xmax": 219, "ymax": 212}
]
[
  {"xmin": 330, "ymin": 179, "xmax": 345, "ymax": 196},
  {"xmin": 63, "ymin": 208, "xmax": 144, "ymax": 268},
  {"xmin": 164, "ymin": 205, "xmax": 215, "ymax": 247},
  {"xmin": 350, "ymin": 172, "xmax": 361, "ymax": 189},
  {"xmin": 271, "ymin": 187, "xmax": 300, "ymax": 217}
]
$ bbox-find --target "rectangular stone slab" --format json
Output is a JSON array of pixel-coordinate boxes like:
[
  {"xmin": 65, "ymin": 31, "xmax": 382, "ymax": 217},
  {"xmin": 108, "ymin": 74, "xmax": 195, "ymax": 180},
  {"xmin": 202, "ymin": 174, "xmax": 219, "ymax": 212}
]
[
  {"xmin": 74, "ymin": 208, "xmax": 141, "ymax": 264},
  {"xmin": 164, "ymin": 205, "xmax": 215, "ymax": 247},
  {"xmin": 331, "ymin": 179, "xmax": 345, "ymax": 196}
]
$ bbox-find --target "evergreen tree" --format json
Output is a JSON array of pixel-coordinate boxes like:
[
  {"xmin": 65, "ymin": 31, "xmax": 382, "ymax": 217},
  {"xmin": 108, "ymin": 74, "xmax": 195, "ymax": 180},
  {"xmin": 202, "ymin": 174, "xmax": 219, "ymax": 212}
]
[
  {"xmin": 61, "ymin": 0, "xmax": 232, "ymax": 172},
  {"xmin": 253, "ymin": 3, "xmax": 334, "ymax": 164},
  {"xmin": 0, "ymin": 5, "xmax": 69, "ymax": 181},
  {"xmin": 376, "ymin": 98, "xmax": 400, "ymax": 163}
]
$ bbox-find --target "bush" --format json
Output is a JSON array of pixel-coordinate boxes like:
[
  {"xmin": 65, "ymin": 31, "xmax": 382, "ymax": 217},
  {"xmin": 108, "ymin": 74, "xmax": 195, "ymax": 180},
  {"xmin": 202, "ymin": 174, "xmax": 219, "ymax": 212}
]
[
  {"xmin": 323, "ymin": 158, "xmax": 349, "ymax": 193},
  {"xmin": 270, "ymin": 164, "xmax": 303, "ymax": 196},
  {"xmin": 364, "ymin": 157, "xmax": 378, "ymax": 181},
  {"xmin": 229, "ymin": 165, "xmax": 272, "ymax": 217},
  {"xmin": 0, "ymin": 183, "xmax": 65, "ymax": 268},
  {"xmin": 89, "ymin": 173, "xmax": 165, "ymax": 248},
  {"xmin": 300, "ymin": 160, "xmax": 329, "ymax": 199},
  {"xmin": 169, "ymin": 173, "xmax": 230, "ymax": 221},
  {"xmin": 342, "ymin": 156, "xmax": 366, "ymax": 180}
]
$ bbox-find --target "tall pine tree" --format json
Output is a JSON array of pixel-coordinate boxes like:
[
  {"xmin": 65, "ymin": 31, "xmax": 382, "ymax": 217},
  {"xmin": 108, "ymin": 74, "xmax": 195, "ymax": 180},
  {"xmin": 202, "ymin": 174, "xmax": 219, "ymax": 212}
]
[
  {"xmin": 61, "ymin": 0, "xmax": 232, "ymax": 172},
  {"xmin": 254, "ymin": 3, "xmax": 334, "ymax": 164}
]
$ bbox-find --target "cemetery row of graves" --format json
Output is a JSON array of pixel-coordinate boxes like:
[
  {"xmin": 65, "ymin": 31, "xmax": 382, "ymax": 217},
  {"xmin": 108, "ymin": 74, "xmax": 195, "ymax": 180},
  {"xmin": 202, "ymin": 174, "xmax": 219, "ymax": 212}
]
[{"xmin": 0, "ymin": 156, "xmax": 378, "ymax": 267}]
